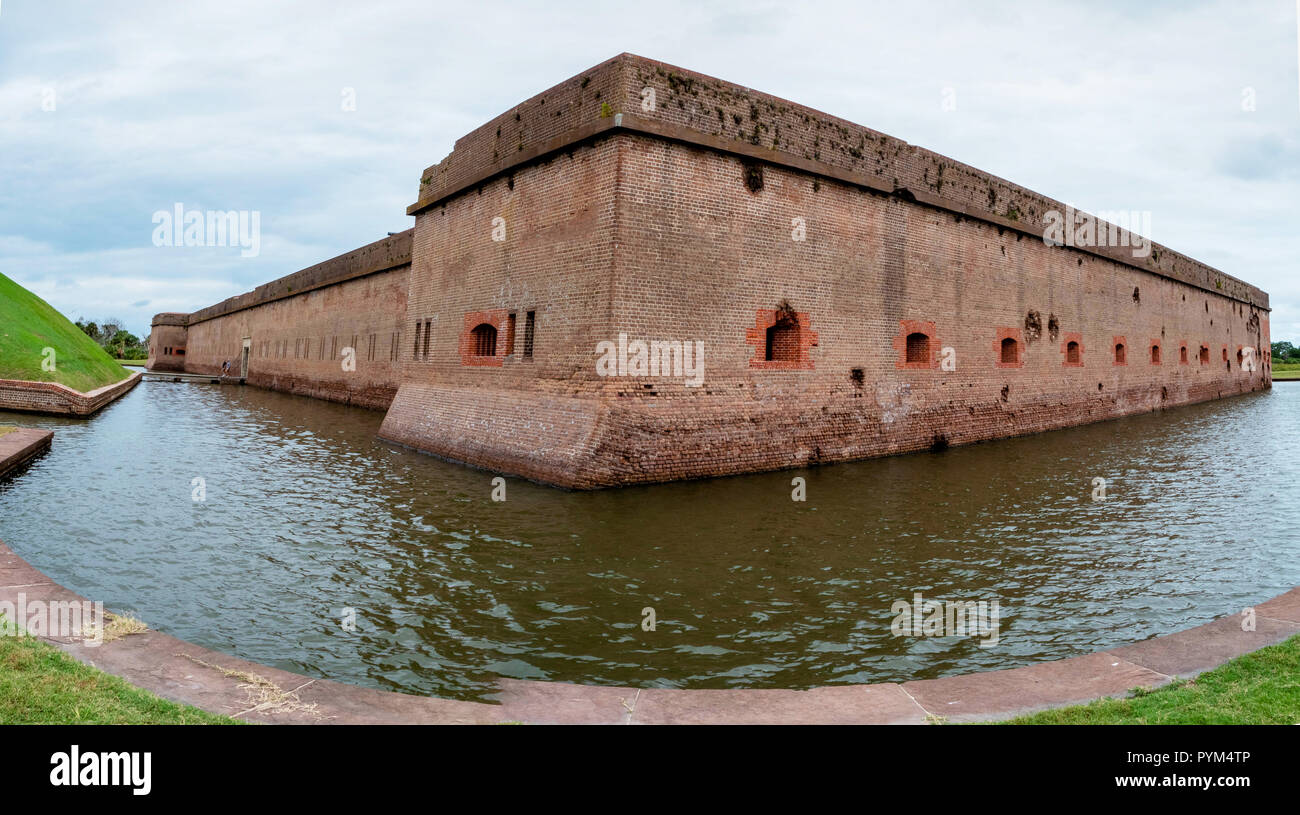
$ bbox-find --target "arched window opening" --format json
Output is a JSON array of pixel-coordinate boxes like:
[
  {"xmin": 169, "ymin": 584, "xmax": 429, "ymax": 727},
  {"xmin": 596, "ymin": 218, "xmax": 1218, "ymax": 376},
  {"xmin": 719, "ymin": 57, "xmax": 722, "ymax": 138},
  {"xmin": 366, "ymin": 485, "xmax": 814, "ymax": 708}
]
[
  {"xmin": 1114, "ymin": 343, "xmax": 1126, "ymax": 364},
  {"xmin": 766, "ymin": 317, "xmax": 799, "ymax": 362},
  {"xmin": 1180, "ymin": 346, "xmax": 1189, "ymax": 364},
  {"xmin": 1000, "ymin": 337, "xmax": 1018, "ymax": 365},
  {"xmin": 905, "ymin": 332, "xmax": 930, "ymax": 364},
  {"xmin": 471, "ymin": 323, "xmax": 498, "ymax": 357},
  {"xmin": 1199, "ymin": 345, "xmax": 1210, "ymax": 365},
  {"xmin": 1066, "ymin": 341, "xmax": 1080, "ymax": 364},
  {"xmin": 1151, "ymin": 344, "xmax": 1161, "ymax": 364}
]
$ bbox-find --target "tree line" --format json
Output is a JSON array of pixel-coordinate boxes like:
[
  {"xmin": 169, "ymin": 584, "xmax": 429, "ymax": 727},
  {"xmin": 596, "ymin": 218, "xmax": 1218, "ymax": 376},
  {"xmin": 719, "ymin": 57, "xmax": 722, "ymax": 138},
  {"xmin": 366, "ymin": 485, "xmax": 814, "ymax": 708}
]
[{"xmin": 76, "ymin": 318, "xmax": 148, "ymax": 360}]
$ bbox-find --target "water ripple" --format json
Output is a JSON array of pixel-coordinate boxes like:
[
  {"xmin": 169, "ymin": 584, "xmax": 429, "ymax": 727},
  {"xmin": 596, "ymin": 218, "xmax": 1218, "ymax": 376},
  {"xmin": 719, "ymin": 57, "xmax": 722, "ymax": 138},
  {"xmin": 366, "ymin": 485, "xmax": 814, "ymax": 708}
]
[{"xmin": 1, "ymin": 381, "xmax": 1296, "ymax": 701}]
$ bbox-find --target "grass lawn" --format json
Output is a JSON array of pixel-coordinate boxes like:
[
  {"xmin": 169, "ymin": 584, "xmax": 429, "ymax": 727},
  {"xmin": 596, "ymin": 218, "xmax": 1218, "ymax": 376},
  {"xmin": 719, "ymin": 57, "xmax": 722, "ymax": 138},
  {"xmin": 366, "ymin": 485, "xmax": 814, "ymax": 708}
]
[
  {"xmin": 0, "ymin": 272, "xmax": 131, "ymax": 393},
  {"xmin": 1271, "ymin": 360, "xmax": 1300, "ymax": 380},
  {"xmin": 0, "ymin": 613, "xmax": 235, "ymax": 724},
  {"xmin": 1004, "ymin": 633, "xmax": 1300, "ymax": 724}
]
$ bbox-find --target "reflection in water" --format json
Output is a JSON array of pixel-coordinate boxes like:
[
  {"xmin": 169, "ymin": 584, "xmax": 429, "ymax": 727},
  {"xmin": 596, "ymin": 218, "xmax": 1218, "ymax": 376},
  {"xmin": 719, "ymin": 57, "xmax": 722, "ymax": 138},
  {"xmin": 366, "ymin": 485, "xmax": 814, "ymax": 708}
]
[{"xmin": 0, "ymin": 382, "xmax": 1294, "ymax": 701}]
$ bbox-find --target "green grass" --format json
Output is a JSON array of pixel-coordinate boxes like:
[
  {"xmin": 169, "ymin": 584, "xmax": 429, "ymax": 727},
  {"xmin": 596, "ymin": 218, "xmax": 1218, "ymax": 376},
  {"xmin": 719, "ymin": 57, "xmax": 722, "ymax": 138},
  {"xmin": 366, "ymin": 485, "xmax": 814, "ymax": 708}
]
[
  {"xmin": 0, "ymin": 613, "xmax": 235, "ymax": 724},
  {"xmin": 1271, "ymin": 360, "xmax": 1300, "ymax": 380},
  {"xmin": 0, "ymin": 271, "xmax": 130, "ymax": 393},
  {"xmin": 1004, "ymin": 633, "xmax": 1300, "ymax": 724}
]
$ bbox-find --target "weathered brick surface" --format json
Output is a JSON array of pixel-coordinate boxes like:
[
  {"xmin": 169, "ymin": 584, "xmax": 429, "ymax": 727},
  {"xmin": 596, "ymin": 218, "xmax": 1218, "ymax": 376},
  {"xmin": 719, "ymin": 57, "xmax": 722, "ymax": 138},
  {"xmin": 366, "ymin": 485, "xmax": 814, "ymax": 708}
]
[
  {"xmin": 148, "ymin": 315, "xmax": 189, "ymax": 372},
  {"xmin": 167, "ymin": 55, "xmax": 1272, "ymax": 488},
  {"xmin": 0, "ymin": 373, "xmax": 141, "ymax": 416},
  {"xmin": 408, "ymin": 54, "xmax": 1267, "ymax": 310},
  {"xmin": 151, "ymin": 233, "xmax": 411, "ymax": 411},
  {"xmin": 380, "ymin": 122, "xmax": 1270, "ymax": 488}
]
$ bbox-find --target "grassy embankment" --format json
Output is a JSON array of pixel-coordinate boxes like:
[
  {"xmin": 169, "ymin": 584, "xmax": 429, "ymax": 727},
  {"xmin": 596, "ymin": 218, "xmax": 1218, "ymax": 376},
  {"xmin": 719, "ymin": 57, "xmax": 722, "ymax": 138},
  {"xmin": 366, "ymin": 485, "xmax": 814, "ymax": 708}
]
[
  {"xmin": 0, "ymin": 272, "xmax": 131, "ymax": 393},
  {"xmin": 0, "ymin": 613, "xmax": 233, "ymax": 724},
  {"xmin": 1271, "ymin": 360, "xmax": 1300, "ymax": 380},
  {"xmin": 1004, "ymin": 633, "xmax": 1300, "ymax": 724}
]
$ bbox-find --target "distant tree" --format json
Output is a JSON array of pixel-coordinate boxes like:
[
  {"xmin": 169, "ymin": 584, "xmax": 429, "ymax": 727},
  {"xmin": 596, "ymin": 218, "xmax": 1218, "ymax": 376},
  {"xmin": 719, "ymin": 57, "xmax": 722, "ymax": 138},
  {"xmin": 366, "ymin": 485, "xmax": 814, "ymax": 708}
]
[
  {"xmin": 1272, "ymin": 341, "xmax": 1297, "ymax": 361},
  {"xmin": 107, "ymin": 329, "xmax": 140, "ymax": 357},
  {"xmin": 98, "ymin": 318, "xmax": 124, "ymax": 345}
]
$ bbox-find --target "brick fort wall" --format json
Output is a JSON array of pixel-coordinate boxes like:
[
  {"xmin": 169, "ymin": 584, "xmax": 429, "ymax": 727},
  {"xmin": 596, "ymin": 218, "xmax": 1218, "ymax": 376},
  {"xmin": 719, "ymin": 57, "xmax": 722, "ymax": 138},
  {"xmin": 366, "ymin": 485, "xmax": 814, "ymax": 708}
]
[
  {"xmin": 162, "ymin": 55, "xmax": 1272, "ymax": 488},
  {"xmin": 151, "ymin": 231, "xmax": 411, "ymax": 411}
]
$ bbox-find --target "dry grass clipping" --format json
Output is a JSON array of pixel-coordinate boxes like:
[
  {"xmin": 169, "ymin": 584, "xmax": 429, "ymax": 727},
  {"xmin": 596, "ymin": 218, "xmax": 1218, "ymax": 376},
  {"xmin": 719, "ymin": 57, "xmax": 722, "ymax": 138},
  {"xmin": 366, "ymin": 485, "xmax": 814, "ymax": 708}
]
[
  {"xmin": 179, "ymin": 653, "xmax": 324, "ymax": 719},
  {"xmin": 101, "ymin": 612, "xmax": 148, "ymax": 643}
]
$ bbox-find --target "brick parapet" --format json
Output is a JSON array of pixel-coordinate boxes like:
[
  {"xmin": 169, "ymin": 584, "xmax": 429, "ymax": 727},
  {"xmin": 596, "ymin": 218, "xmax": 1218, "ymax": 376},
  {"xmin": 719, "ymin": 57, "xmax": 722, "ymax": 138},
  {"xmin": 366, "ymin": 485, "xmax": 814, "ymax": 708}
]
[
  {"xmin": 407, "ymin": 54, "xmax": 1266, "ymax": 310},
  {"xmin": 159, "ymin": 230, "xmax": 412, "ymax": 329}
]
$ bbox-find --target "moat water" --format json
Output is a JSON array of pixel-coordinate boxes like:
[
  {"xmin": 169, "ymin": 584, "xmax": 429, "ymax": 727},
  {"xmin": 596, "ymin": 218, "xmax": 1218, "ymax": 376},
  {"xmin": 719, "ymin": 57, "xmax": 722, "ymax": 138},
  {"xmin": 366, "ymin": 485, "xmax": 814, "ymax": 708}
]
[{"xmin": 0, "ymin": 377, "xmax": 1294, "ymax": 702}]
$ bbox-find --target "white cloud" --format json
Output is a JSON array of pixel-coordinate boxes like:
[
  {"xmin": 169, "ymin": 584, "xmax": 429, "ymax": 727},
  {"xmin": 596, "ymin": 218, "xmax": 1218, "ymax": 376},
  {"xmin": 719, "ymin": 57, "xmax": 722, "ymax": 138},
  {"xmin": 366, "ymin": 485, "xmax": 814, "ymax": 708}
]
[{"xmin": 0, "ymin": 0, "xmax": 1296, "ymax": 339}]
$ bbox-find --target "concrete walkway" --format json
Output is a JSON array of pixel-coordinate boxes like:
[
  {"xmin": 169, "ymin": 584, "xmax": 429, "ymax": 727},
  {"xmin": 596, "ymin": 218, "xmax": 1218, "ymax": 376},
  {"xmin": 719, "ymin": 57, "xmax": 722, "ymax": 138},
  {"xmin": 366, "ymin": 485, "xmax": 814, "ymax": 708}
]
[
  {"xmin": 137, "ymin": 370, "xmax": 246, "ymax": 385},
  {"xmin": 2, "ymin": 541, "xmax": 1297, "ymax": 724}
]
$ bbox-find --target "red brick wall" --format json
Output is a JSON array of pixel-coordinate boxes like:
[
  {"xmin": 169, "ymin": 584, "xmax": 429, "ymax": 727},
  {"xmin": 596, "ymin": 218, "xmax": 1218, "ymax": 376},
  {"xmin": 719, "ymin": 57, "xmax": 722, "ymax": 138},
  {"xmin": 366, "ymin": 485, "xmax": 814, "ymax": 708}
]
[
  {"xmin": 378, "ymin": 138, "xmax": 623, "ymax": 471},
  {"xmin": 382, "ymin": 130, "xmax": 1270, "ymax": 488},
  {"xmin": 400, "ymin": 139, "xmax": 620, "ymax": 398},
  {"xmin": 410, "ymin": 54, "xmax": 1266, "ymax": 310},
  {"xmin": 745, "ymin": 308, "xmax": 818, "ymax": 370},
  {"xmin": 894, "ymin": 320, "xmax": 938, "ymax": 369},
  {"xmin": 1061, "ymin": 332, "xmax": 1085, "ymax": 367},
  {"xmin": 457, "ymin": 309, "xmax": 509, "ymax": 367},
  {"xmin": 154, "ymin": 233, "xmax": 412, "ymax": 411},
  {"xmin": 180, "ymin": 264, "xmax": 409, "ymax": 410},
  {"xmin": 147, "ymin": 318, "xmax": 188, "ymax": 372},
  {"xmin": 168, "ymin": 56, "xmax": 1272, "ymax": 488}
]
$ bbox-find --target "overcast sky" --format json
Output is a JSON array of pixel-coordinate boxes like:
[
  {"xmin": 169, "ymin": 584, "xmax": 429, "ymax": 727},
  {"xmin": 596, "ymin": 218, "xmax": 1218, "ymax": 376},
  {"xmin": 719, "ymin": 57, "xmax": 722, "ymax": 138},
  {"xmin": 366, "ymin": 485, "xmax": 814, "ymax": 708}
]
[{"xmin": 1, "ymin": 0, "xmax": 1296, "ymax": 340}]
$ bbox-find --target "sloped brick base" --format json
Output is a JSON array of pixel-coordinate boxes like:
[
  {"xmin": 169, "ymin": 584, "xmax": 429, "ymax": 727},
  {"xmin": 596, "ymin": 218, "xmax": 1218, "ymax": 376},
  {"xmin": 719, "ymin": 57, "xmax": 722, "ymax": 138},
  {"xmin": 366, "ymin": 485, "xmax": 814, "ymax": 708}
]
[{"xmin": 376, "ymin": 375, "xmax": 1267, "ymax": 489}]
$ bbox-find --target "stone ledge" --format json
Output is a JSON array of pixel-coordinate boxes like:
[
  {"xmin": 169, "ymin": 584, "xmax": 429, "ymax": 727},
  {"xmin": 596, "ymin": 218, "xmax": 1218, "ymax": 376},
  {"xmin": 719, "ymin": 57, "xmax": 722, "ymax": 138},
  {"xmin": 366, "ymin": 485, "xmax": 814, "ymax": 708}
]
[
  {"xmin": 0, "ymin": 428, "xmax": 53, "ymax": 480},
  {"xmin": 1107, "ymin": 614, "xmax": 1300, "ymax": 680}
]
